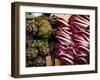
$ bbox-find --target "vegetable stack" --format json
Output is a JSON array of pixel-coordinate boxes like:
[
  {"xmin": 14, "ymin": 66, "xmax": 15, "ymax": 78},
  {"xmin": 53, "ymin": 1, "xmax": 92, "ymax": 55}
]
[
  {"xmin": 52, "ymin": 15, "xmax": 90, "ymax": 65},
  {"xmin": 26, "ymin": 15, "xmax": 52, "ymax": 67}
]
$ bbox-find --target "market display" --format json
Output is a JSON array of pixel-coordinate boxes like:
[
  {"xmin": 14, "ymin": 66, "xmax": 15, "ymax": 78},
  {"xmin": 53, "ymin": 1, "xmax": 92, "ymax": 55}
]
[{"xmin": 26, "ymin": 13, "xmax": 90, "ymax": 67}]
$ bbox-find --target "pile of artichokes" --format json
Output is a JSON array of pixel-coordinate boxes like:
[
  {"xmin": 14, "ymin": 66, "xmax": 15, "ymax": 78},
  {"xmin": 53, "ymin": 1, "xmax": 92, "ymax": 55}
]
[{"xmin": 26, "ymin": 15, "xmax": 52, "ymax": 67}]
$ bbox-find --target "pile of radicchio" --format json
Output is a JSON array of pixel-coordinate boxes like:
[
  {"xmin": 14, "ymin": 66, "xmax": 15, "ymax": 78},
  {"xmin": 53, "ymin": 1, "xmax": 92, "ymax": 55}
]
[{"xmin": 52, "ymin": 15, "xmax": 90, "ymax": 65}]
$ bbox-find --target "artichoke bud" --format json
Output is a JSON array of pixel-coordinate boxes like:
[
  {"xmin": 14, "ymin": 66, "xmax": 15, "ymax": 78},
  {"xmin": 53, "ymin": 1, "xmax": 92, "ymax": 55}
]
[
  {"xmin": 26, "ymin": 60, "xmax": 34, "ymax": 67},
  {"xmin": 26, "ymin": 47, "xmax": 38, "ymax": 60},
  {"xmin": 38, "ymin": 40, "xmax": 50, "ymax": 56},
  {"xmin": 31, "ymin": 40, "xmax": 38, "ymax": 48},
  {"xmin": 33, "ymin": 56, "xmax": 46, "ymax": 66},
  {"xmin": 26, "ymin": 19, "xmax": 38, "ymax": 36},
  {"xmin": 35, "ymin": 16, "xmax": 53, "ymax": 38},
  {"xmin": 39, "ymin": 44, "xmax": 50, "ymax": 56},
  {"xmin": 26, "ymin": 35, "xmax": 33, "ymax": 48},
  {"xmin": 32, "ymin": 23, "xmax": 38, "ymax": 36}
]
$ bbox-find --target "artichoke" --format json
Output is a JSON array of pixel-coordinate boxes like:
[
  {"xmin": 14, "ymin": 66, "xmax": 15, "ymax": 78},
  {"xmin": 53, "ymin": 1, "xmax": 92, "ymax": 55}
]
[
  {"xmin": 26, "ymin": 47, "xmax": 38, "ymax": 60},
  {"xmin": 31, "ymin": 40, "xmax": 50, "ymax": 56},
  {"xmin": 26, "ymin": 19, "xmax": 38, "ymax": 36},
  {"xmin": 26, "ymin": 60, "xmax": 34, "ymax": 67},
  {"xmin": 31, "ymin": 40, "xmax": 38, "ymax": 48},
  {"xmin": 38, "ymin": 43, "xmax": 50, "ymax": 56},
  {"xmin": 33, "ymin": 56, "xmax": 46, "ymax": 66},
  {"xmin": 26, "ymin": 35, "xmax": 33, "ymax": 48},
  {"xmin": 37, "ymin": 40, "xmax": 50, "ymax": 56},
  {"xmin": 35, "ymin": 16, "xmax": 52, "ymax": 38}
]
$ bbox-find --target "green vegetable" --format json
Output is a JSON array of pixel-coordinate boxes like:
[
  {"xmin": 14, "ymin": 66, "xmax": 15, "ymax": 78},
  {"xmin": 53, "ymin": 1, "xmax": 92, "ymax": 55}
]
[
  {"xmin": 38, "ymin": 42, "xmax": 50, "ymax": 56},
  {"xmin": 26, "ymin": 60, "xmax": 34, "ymax": 67},
  {"xmin": 35, "ymin": 16, "xmax": 52, "ymax": 38},
  {"xmin": 26, "ymin": 19, "xmax": 38, "ymax": 36},
  {"xmin": 31, "ymin": 40, "xmax": 50, "ymax": 56},
  {"xmin": 26, "ymin": 47, "xmax": 38, "ymax": 60},
  {"xmin": 33, "ymin": 56, "xmax": 46, "ymax": 66}
]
